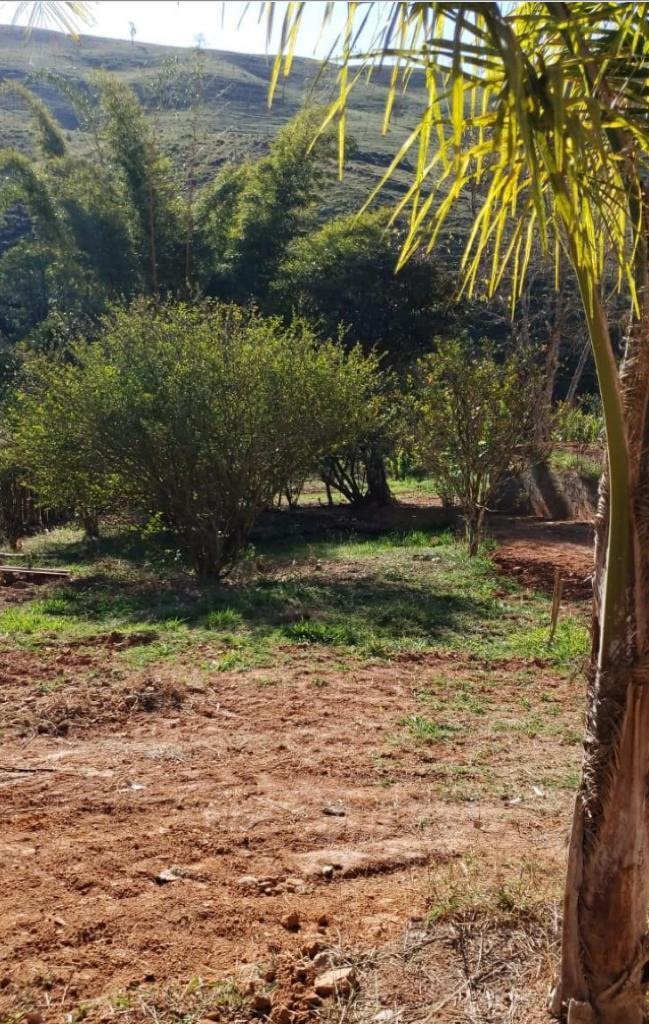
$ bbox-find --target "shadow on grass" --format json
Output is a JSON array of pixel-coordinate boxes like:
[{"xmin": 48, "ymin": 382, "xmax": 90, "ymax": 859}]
[
  {"xmin": 27, "ymin": 503, "xmax": 455, "ymax": 570},
  {"xmin": 25, "ymin": 528, "xmax": 181, "ymax": 569},
  {"xmin": 32, "ymin": 568, "xmax": 495, "ymax": 651}
]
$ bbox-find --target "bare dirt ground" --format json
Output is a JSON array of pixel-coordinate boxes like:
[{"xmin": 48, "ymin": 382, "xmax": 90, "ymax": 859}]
[
  {"xmin": 492, "ymin": 518, "xmax": 593, "ymax": 601},
  {"xmin": 0, "ymin": 516, "xmax": 593, "ymax": 1024}
]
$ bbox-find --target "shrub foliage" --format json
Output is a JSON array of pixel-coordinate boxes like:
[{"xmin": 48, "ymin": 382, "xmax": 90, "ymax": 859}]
[
  {"xmin": 403, "ymin": 338, "xmax": 543, "ymax": 553},
  {"xmin": 11, "ymin": 301, "xmax": 383, "ymax": 577}
]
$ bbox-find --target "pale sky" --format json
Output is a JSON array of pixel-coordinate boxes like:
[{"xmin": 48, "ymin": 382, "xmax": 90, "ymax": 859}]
[{"xmin": 0, "ymin": 1, "xmax": 381, "ymax": 56}]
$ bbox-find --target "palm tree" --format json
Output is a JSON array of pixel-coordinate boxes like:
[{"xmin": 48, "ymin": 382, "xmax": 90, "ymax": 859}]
[
  {"xmin": 268, "ymin": 3, "xmax": 649, "ymax": 1022},
  {"xmin": 11, "ymin": 0, "xmax": 92, "ymax": 35}
]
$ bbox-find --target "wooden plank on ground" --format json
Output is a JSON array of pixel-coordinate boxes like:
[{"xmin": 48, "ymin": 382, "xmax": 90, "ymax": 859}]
[{"xmin": 0, "ymin": 565, "xmax": 70, "ymax": 583}]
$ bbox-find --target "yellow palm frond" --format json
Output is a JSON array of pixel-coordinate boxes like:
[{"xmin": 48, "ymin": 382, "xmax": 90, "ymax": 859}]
[{"xmin": 266, "ymin": 2, "xmax": 649, "ymax": 307}]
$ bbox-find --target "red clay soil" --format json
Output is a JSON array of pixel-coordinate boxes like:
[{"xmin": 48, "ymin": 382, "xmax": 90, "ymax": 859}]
[
  {"xmin": 491, "ymin": 516, "xmax": 594, "ymax": 600},
  {"xmin": 0, "ymin": 516, "xmax": 589, "ymax": 1024},
  {"xmin": 0, "ymin": 648, "xmax": 578, "ymax": 1024}
]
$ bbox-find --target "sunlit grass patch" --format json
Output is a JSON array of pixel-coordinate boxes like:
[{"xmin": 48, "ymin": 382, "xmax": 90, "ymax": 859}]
[
  {"xmin": 504, "ymin": 617, "xmax": 590, "ymax": 667},
  {"xmin": 202, "ymin": 608, "xmax": 245, "ymax": 630},
  {"xmin": 426, "ymin": 854, "xmax": 561, "ymax": 924},
  {"xmin": 0, "ymin": 600, "xmax": 100, "ymax": 643},
  {"xmin": 550, "ymin": 448, "xmax": 602, "ymax": 482},
  {"xmin": 401, "ymin": 713, "xmax": 462, "ymax": 744}
]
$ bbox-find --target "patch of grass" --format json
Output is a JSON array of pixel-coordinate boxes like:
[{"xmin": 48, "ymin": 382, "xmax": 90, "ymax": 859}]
[
  {"xmin": 98, "ymin": 975, "xmax": 252, "ymax": 1024},
  {"xmin": 284, "ymin": 619, "xmax": 370, "ymax": 646},
  {"xmin": 0, "ymin": 601, "xmax": 99, "ymax": 643},
  {"xmin": 419, "ymin": 680, "xmax": 489, "ymax": 717},
  {"xmin": 491, "ymin": 712, "xmax": 562, "ymax": 740},
  {"xmin": 504, "ymin": 617, "xmax": 590, "ymax": 667},
  {"xmin": 427, "ymin": 761, "xmax": 496, "ymax": 801},
  {"xmin": 426, "ymin": 854, "xmax": 561, "ymax": 924},
  {"xmin": 389, "ymin": 476, "xmax": 441, "ymax": 500},
  {"xmin": 550, "ymin": 448, "xmax": 602, "ymax": 482},
  {"xmin": 255, "ymin": 676, "xmax": 279, "ymax": 689},
  {"xmin": 119, "ymin": 636, "xmax": 194, "ymax": 667},
  {"xmin": 402, "ymin": 714, "xmax": 462, "ymax": 744},
  {"xmin": 203, "ymin": 608, "xmax": 245, "ymax": 630},
  {"xmin": 1, "ymin": 524, "xmax": 589, "ymax": 676},
  {"xmin": 558, "ymin": 769, "xmax": 581, "ymax": 790}
]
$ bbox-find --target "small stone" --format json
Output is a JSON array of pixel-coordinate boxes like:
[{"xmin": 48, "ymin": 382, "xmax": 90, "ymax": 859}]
[
  {"xmin": 281, "ymin": 911, "xmax": 301, "ymax": 932},
  {"xmin": 24, "ymin": 1014, "xmax": 43, "ymax": 1024},
  {"xmin": 317, "ymin": 913, "xmax": 330, "ymax": 927},
  {"xmin": 263, "ymin": 966, "xmax": 277, "ymax": 984},
  {"xmin": 284, "ymin": 876, "xmax": 306, "ymax": 893},
  {"xmin": 251, "ymin": 994, "xmax": 272, "ymax": 1017},
  {"xmin": 53, "ymin": 916, "xmax": 66, "ymax": 928},
  {"xmin": 237, "ymin": 875, "xmax": 258, "ymax": 887},
  {"xmin": 312, "ymin": 951, "xmax": 334, "ymax": 972},
  {"xmin": 375, "ymin": 1011, "xmax": 397, "ymax": 1023},
  {"xmin": 155, "ymin": 868, "xmax": 181, "ymax": 885},
  {"xmin": 303, "ymin": 992, "xmax": 322, "ymax": 1010},
  {"xmin": 292, "ymin": 966, "xmax": 308, "ymax": 984},
  {"xmin": 321, "ymin": 865, "xmax": 335, "ymax": 880},
  {"xmin": 314, "ymin": 967, "xmax": 357, "ymax": 998},
  {"xmin": 322, "ymin": 805, "xmax": 346, "ymax": 817}
]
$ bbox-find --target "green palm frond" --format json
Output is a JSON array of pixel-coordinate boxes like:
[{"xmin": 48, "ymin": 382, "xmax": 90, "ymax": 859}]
[{"xmin": 268, "ymin": 2, "xmax": 649, "ymax": 306}]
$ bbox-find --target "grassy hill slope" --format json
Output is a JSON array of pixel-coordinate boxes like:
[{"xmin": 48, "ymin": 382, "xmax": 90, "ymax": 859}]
[{"xmin": 0, "ymin": 25, "xmax": 435, "ymax": 216}]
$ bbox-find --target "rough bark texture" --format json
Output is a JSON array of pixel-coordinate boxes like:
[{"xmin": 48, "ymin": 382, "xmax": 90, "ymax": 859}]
[
  {"xmin": 365, "ymin": 448, "xmax": 393, "ymax": 507},
  {"xmin": 557, "ymin": 270, "xmax": 649, "ymax": 1022}
]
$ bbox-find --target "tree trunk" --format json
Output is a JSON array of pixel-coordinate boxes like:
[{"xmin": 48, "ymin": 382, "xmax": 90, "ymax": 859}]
[
  {"xmin": 82, "ymin": 514, "xmax": 100, "ymax": 540},
  {"xmin": 555, "ymin": 253, "xmax": 649, "ymax": 1022},
  {"xmin": 464, "ymin": 504, "xmax": 485, "ymax": 556},
  {"xmin": 364, "ymin": 447, "xmax": 393, "ymax": 507}
]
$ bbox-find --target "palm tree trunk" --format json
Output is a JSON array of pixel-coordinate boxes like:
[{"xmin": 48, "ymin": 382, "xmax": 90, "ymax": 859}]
[{"xmin": 556, "ymin": 258, "xmax": 649, "ymax": 1023}]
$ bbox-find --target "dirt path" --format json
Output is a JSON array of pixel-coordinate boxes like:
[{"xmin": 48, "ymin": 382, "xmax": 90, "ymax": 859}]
[{"xmin": 492, "ymin": 516, "xmax": 593, "ymax": 600}]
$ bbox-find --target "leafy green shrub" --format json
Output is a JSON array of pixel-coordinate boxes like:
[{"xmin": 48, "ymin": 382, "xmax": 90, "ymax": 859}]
[
  {"xmin": 12, "ymin": 301, "xmax": 382, "ymax": 578},
  {"xmin": 8, "ymin": 353, "xmax": 127, "ymax": 538},
  {"xmin": 403, "ymin": 337, "xmax": 543, "ymax": 554}
]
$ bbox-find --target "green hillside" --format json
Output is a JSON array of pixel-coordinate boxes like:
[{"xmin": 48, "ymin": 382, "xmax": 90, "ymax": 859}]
[{"xmin": 0, "ymin": 24, "xmax": 435, "ymax": 216}]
